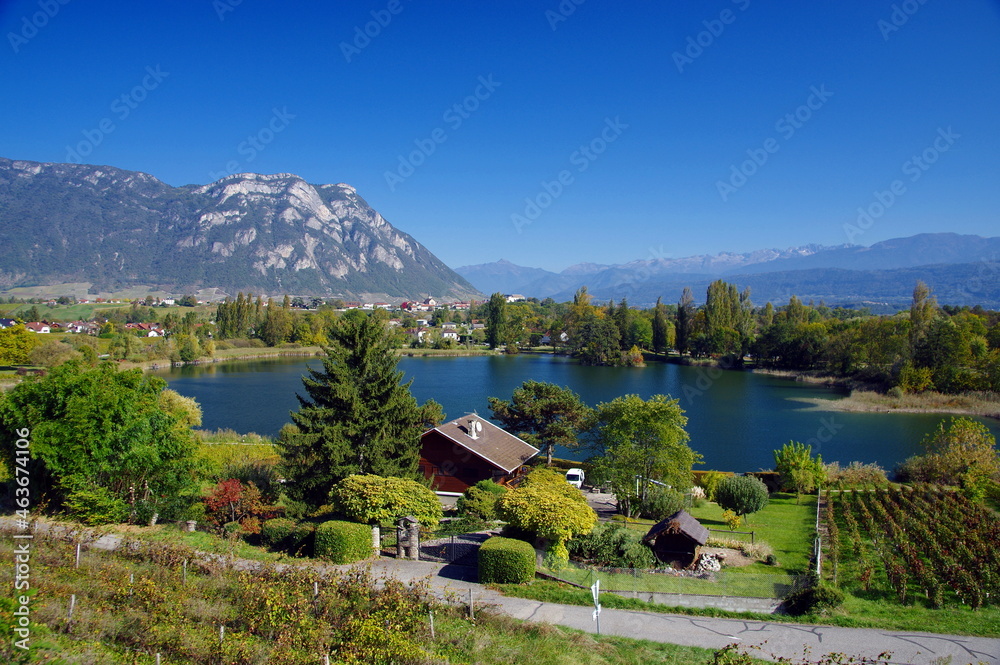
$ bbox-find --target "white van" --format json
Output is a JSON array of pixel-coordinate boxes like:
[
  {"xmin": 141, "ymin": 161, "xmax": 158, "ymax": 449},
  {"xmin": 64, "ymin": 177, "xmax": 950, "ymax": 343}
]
[{"xmin": 565, "ymin": 468, "xmax": 585, "ymax": 489}]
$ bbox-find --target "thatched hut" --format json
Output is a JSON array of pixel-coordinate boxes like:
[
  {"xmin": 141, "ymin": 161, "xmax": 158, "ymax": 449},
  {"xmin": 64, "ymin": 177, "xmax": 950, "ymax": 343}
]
[{"xmin": 642, "ymin": 510, "xmax": 709, "ymax": 568}]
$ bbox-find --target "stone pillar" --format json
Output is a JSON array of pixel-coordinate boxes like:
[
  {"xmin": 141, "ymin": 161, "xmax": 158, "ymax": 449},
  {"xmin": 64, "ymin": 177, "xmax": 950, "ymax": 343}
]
[
  {"xmin": 405, "ymin": 516, "xmax": 420, "ymax": 560},
  {"xmin": 396, "ymin": 518, "xmax": 407, "ymax": 559},
  {"xmin": 371, "ymin": 523, "xmax": 381, "ymax": 557}
]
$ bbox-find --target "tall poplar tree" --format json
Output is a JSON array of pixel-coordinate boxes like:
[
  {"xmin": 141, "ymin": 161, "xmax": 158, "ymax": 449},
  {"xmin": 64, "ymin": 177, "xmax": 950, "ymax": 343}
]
[
  {"xmin": 277, "ymin": 315, "xmax": 442, "ymax": 508},
  {"xmin": 484, "ymin": 292, "xmax": 508, "ymax": 349},
  {"xmin": 652, "ymin": 296, "xmax": 670, "ymax": 356},
  {"xmin": 675, "ymin": 287, "xmax": 695, "ymax": 356}
]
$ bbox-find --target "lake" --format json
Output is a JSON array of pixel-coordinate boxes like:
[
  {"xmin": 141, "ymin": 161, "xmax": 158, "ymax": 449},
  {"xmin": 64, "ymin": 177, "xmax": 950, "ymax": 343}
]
[{"xmin": 152, "ymin": 354, "xmax": 1000, "ymax": 473}]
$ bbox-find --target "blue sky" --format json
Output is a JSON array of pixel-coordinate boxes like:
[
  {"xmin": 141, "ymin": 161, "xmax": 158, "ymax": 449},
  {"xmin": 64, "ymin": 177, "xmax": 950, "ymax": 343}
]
[{"xmin": 2, "ymin": 1, "xmax": 998, "ymax": 272}]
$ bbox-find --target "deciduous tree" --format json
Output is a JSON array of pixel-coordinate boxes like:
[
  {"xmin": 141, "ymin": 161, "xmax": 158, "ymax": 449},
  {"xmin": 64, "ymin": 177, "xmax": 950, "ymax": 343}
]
[
  {"xmin": 588, "ymin": 394, "xmax": 699, "ymax": 517},
  {"xmin": 0, "ymin": 362, "xmax": 199, "ymax": 522}
]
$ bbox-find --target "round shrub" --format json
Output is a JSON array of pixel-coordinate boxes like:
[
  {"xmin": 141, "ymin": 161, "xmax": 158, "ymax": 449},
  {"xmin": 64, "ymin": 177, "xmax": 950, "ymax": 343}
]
[
  {"xmin": 329, "ymin": 474, "xmax": 442, "ymax": 528},
  {"xmin": 715, "ymin": 475, "xmax": 769, "ymax": 517},
  {"xmin": 783, "ymin": 584, "xmax": 844, "ymax": 616},
  {"xmin": 260, "ymin": 518, "xmax": 296, "ymax": 549},
  {"xmin": 314, "ymin": 520, "xmax": 372, "ymax": 564},
  {"xmin": 479, "ymin": 536, "xmax": 536, "ymax": 584}
]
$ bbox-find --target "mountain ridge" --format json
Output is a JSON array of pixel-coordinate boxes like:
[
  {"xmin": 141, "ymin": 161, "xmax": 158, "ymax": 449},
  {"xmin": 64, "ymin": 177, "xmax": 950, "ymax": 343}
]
[
  {"xmin": 456, "ymin": 234, "xmax": 1000, "ymax": 308},
  {"xmin": 0, "ymin": 157, "xmax": 479, "ymax": 300}
]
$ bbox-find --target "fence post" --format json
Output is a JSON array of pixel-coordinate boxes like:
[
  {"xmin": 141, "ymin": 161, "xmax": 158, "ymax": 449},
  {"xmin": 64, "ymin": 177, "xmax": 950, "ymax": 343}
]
[
  {"xmin": 468, "ymin": 589, "xmax": 474, "ymax": 620},
  {"xmin": 67, "ymin": 594, "xmax": 76, "ymax": 622},
  {"xmin": 75, "ymin": 542, "xmax": 81, "ymax": 569}
]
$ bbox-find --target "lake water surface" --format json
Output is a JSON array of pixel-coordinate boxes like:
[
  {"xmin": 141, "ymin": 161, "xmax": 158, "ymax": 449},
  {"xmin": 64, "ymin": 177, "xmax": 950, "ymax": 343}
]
[{"xmin": 153, "ymin": 354, "xmax": 1000, "ymax": 473}]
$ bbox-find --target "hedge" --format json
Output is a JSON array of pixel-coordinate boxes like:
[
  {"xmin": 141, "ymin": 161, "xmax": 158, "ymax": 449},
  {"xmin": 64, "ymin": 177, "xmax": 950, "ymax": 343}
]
[
  {"xmin": 478, "ymin": 536, "xmax": 536, "ymax": 584},
  {"xmin": 314, "ymin": 520, "xmax": 372, "ymax": 564},
  {"xmin": 261, "ymin": 518, "xmax": 296, "ymax": 548}
]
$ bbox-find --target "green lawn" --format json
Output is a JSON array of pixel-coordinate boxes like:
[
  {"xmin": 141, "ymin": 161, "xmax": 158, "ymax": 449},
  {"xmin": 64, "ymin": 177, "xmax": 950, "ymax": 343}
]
[
  {"xmin": 616, "ymin": 493, "xmax": 816, "ymax": 575},
  {"xmin": 687, "ymin": 493, "xmax": 817, "ymax": 574}
]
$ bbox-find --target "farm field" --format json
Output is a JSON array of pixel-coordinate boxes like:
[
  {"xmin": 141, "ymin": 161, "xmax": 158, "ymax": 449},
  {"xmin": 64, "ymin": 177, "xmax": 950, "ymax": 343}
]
[{"xmin": 816, "ymin": 486, "xmax": 1000, "ymax": 635}]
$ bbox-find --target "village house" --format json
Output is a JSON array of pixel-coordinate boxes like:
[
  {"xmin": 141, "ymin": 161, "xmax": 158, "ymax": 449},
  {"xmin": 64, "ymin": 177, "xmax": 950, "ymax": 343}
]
[
  {"xmin": 419, "ymin": 415, "xmax": 539, "ymax": 494},
  {"xmin": 0, "ymin": 318, "xmax": 17, "ymax": 329},
  {"xmin": 24, "ymin": 322, "xmax": 51, "ymax": 333}
]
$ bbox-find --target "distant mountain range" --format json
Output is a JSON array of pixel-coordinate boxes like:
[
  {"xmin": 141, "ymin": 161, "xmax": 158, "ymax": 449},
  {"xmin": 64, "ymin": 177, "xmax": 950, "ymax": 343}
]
[
  {"xmin": 457, "ymin": 234, "xmax": 1000, "ymax": 309},
  {"xmin": 0, "ymin": 157, "xmax": 479, "ymax": 300}
]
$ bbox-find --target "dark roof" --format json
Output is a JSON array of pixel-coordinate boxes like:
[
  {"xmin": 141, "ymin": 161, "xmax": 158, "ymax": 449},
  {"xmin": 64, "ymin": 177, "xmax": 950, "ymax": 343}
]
[
  {"xmin": 425, "ymin": 416, "xmax": 539, "ymax": 473},
  {"xmin": 642, "ymin": 510, "xmax": 709, "ymax": 546}
]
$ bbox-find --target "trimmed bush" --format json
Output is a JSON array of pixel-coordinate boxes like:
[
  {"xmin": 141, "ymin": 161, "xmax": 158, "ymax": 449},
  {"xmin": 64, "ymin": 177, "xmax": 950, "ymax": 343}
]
[
  {"xmin": 479, "ymin": 536, "xmax": 536, "ymax": 584},
  {"xmin": 329, "ymin": 474, "xmax": 443, "ymax": 528},
  {"xmin": 783, "ymin": 584, "xmax": 844, "ymax": 616},
  {"xmin": 314, "ymin": 520, "xmax": 372, "ymax": 564},
  {"xmin": 260, "ymin": 518, "xmax": 296, "ymax": 549}
]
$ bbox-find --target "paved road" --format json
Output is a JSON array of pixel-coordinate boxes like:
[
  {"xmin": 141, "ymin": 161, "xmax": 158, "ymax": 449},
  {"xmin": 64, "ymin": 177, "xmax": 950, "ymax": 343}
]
[
  {"xmin": 7, "ymin": 519, "xmax": 999, "ymax": 665},
  {"xmin": 364, "ymin": 558, "xmax": 999, "ymax": 665}
]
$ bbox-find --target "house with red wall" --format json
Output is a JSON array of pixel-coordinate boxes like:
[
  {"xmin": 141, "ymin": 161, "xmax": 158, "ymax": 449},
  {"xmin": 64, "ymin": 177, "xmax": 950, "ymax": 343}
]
[{"xmin": 419, "ymin": 415, "xmax": 538, "ymax": 494}]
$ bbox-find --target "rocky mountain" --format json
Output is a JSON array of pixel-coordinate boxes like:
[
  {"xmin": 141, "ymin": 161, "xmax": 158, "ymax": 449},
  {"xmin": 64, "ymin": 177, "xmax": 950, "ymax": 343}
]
[
  {"xmin": 458, "ymin": 234, "xmax": 1000, "ymax": 309},
  {"xmin": 457, "ymin": 244, "xmax": 837, "ymax": 298},
  {"xmin": 0, "ymin": 157, "xmax": 479, "ymax": 300}
]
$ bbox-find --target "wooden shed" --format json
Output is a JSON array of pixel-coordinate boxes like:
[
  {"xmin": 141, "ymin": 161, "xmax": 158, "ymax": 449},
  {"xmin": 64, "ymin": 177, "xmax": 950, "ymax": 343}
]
[{"xmin": 642, "ymin": 510, "xmax": 710, "ymax": 569}]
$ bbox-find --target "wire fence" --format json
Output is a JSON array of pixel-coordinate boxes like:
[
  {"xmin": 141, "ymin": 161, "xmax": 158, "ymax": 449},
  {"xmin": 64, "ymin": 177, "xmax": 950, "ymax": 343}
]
[{"xmin": 542, "ymin": 560, "xmax": 810, "ymax": 599}]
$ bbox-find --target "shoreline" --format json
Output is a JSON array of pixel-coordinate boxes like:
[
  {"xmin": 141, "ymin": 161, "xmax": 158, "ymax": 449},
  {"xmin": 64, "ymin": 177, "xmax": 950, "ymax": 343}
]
[
  {"xmin": 791, "ymin": 389, "xmax": 1000, "ymax": 421},
  {"xmin": 126, "ymin": 345, "xmax": 499, "ymax": 373}
]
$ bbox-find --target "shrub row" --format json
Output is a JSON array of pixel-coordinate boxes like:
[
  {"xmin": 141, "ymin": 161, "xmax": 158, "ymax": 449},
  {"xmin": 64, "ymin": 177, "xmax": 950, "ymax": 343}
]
[{"xmin": 260, "ymin": 518, "xmax": 315, "ymax": 556}]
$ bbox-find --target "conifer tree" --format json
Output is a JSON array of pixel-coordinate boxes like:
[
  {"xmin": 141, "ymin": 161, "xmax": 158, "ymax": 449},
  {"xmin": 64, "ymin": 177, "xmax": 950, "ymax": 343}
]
[{"xmin": 277, "ymin": 315, "xmax": 442, "ymax": 508}]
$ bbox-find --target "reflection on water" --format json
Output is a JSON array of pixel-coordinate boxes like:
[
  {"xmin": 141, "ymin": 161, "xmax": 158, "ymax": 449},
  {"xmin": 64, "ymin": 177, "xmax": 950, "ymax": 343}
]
[{"xmin": 153, "ymin": 355, "xmax": 1000, "ymax": 473}]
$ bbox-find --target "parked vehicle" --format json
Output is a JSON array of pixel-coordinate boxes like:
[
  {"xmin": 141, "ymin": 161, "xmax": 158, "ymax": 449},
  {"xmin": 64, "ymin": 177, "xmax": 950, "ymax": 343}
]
[{"xmin": 565, "ymin": 468, "xmax": 585, "ymax": 489}]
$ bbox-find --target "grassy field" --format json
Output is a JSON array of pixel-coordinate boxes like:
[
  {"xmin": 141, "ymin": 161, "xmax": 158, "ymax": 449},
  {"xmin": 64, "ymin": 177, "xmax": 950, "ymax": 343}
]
[
  {"xmin": 688, "ymin": 493, "xmax": 817, "ymax": 574},
  {"xmin": 0, "ymin": 532, "xmax": 741, "ymax": 665},
  {"xmin": 616, "ymin": 493, "xmax": 817, "ymax": 575},
  {"xmin": 0, "ymin": 302, "xmax": 131, "ymax": 320}
]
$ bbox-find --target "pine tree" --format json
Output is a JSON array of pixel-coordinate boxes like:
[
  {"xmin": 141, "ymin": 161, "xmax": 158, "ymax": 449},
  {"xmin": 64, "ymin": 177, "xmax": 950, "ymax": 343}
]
[{"xmin": 277, "ymin": 315, "xmax": 441, "ymax": 508}]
